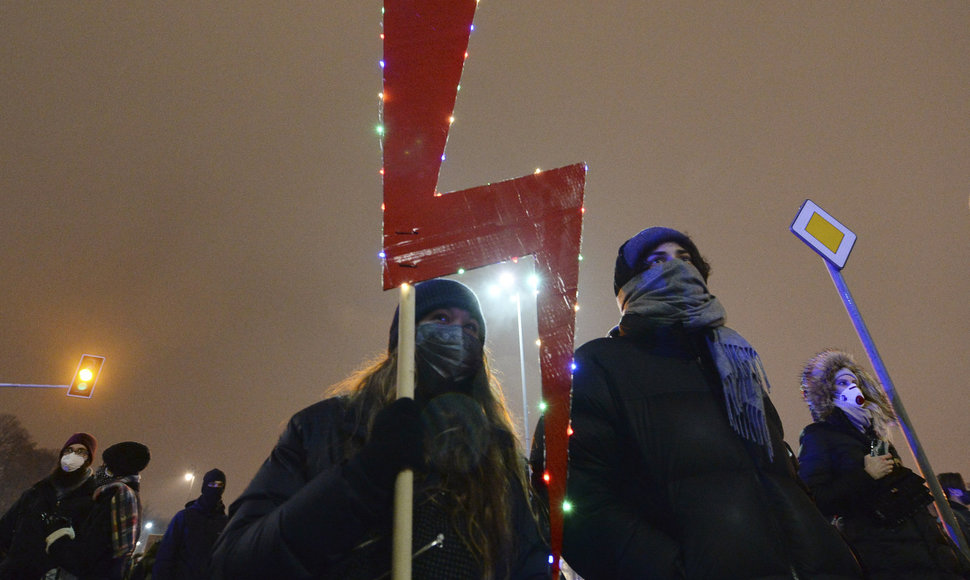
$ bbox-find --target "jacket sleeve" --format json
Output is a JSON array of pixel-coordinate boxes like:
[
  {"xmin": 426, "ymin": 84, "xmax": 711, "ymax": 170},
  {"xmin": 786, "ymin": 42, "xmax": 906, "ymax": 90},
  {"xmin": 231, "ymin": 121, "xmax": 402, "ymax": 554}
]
[
  {"xmin": 797, "ymin": 425, "xmax": 874, "ymax": 516},
  {"xmin": 210, "ymin": 407, "xmax": 396, "ymax": 579},
  {"xmin": 563, "ymin": 349, "xmax": 685, "ymax": 579},
  {"xmin": 47, "ymin": 497, "xmax": 113, "ymax": 577},
  {"xmin": 151, "ymin": 510, "xmax": 183, "ymax": 580}
]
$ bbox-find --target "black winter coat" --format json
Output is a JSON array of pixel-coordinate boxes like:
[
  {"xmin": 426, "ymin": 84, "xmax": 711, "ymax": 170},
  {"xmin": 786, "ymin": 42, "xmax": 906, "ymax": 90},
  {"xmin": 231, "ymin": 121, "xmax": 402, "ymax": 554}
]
[
  {"xmin": 210, "ymin": 397, "xmax": 549, "ymax": 579},
  {"xmin": 0, "ymin": 473, "xmax": 96, "ymax": 580},
  {"xmin": 798, "ymin": 409, "xmax": 966, "ymax": 579},
  {"xmin": 152, "ymin": 497, "xmax": 228, "ymax": 580},
  {"xmin": 556, "ymin": 329, "xmax": 862, "ymax": 580},
  {"xmin": 47, "ymin": 478, "xmax": 143, "ymax": 580}
]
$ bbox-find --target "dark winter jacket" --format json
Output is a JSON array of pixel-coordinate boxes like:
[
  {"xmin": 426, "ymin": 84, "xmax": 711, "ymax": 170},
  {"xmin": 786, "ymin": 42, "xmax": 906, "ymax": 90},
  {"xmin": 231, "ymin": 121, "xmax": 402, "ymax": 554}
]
[
  {"xmin": 0, "ymin": 472, "xmax": 96, "ymax": 580},
  {"xmin": 553, "ymin": 328, "xmax": 863, "ymax": 579},
  {"xmin": 798, "ymin": 409, "xmax": 966, "ymax": 579},
  {"xmin": 47, "ymin": 476, "xmax": 143, "ymax": 580},
  {"xmin": 210, "ymin": 397, "xmax": 549, "ymax": 579},
  {"xmin": 152, "ymin": 497, "xmax": 228, "ymax": 580}
]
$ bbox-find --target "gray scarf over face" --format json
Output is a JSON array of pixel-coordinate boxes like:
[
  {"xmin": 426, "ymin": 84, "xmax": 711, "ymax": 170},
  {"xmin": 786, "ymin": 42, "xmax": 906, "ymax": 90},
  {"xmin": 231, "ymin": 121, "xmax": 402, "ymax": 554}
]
[{"xmin": 615, "ymin": 260, "xmax": 774, "ymax": 460}]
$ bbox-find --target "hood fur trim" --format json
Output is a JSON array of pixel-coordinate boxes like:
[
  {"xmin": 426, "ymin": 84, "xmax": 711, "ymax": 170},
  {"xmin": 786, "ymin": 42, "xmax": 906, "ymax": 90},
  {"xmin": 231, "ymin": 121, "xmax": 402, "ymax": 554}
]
[{"xmin": 800, "ymin": 349, "xmax": 896, "ymax": 429}]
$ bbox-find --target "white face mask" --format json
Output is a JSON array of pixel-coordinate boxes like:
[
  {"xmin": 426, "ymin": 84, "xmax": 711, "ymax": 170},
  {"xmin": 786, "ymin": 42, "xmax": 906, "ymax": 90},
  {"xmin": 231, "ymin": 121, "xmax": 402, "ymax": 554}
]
[
  {"xmin": 836, "ymin": 385, "xmax": 866, "ymax": 409},
  {"xmin": 60, "ymin": 452, "xmax": 86, "ymax": 473},
  {"xmin": 834, "ymin": 384, "xmax": 871, "ymax": 430}
]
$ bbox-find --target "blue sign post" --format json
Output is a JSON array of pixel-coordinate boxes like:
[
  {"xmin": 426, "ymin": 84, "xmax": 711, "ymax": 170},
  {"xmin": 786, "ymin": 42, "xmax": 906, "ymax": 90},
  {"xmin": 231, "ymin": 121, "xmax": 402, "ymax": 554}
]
[{"xmin": 791, "ymin": 199, "xmax": 970, "ymax": 559}]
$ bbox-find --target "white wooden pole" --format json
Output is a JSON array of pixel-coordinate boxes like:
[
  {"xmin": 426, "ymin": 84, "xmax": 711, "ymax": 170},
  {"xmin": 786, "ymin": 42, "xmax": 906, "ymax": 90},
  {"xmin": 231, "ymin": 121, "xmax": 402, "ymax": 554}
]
[{"xmin": 392, "ymin": 282, "xmax": 415, "ymax": 580}]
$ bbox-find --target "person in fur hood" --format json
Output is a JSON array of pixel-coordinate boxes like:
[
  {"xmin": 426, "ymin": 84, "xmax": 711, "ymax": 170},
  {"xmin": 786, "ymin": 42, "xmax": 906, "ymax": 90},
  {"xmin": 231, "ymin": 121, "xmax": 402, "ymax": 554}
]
[{"xmin": 797, "ymin": 349, "xmax": 968, "ymax": 579}]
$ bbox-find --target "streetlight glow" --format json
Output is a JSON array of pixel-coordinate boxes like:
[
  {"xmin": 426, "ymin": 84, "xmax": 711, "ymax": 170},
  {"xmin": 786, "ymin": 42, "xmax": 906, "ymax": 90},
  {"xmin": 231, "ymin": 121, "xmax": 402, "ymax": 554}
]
[
  {"xmin": 499, "ymin": 272, "xmax": 514, "ymax": 288},
  {"xmin": 184, "ymin": 471, "xmax": 197, "ymax": 502}
]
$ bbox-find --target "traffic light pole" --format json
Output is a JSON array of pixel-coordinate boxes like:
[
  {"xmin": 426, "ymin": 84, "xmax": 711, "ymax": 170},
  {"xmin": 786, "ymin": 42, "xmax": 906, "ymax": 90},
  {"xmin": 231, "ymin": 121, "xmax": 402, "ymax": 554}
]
[
  {"xmin": 1, "ymin": 354, "xmax": 104, "ymax": 398},
  {"xmin": 0, "ymin": 383, "xmax": 68, "ymax": 388}
]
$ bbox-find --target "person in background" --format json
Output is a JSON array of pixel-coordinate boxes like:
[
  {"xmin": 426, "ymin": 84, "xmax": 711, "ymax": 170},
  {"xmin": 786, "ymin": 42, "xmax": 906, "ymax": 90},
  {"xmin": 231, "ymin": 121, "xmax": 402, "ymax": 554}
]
[
  {"xmin": 211, "ymin": 278, "xmax": 549, "ymax": 579},
  {"xmin": 798, "ymin": 349, "xmax": 967, "ymax": 579},
  {"xmin": 45, "ymin": 441, "xmax": 151, "ymax": 580},
  {"xmin": 938, "ymin": 473, "xmax": 970, "ymax": 554},
  {"xmin": 537, "ymin": 226, "xmax": 863, "ymax": 579},
  {"xmin": 0, "ymin": 432, "xmax": 98, "ymax": 579},
  {"xmin": 152, "ymin": 468, "xmax": 228, "ymax": 580}
]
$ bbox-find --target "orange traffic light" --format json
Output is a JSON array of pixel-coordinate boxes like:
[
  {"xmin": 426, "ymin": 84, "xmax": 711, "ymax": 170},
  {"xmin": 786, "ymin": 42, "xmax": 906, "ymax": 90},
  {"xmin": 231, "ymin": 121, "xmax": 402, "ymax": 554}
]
[{"xmin": 68, "ymin": 355, "xmax": 104, "ymax": 398}]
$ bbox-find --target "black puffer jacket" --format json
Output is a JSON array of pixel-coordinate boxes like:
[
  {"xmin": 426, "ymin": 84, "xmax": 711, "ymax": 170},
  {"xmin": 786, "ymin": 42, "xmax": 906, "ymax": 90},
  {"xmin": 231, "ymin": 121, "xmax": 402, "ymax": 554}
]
[
  {"xmin": 210, "ymin": 397, "xmax": 549, "ymax": 579},
  {"xmin": 798, "ymin": 409, "xmax": 966, "ymax": 579},
  {"xmin": 556, "ymin": 329, "xmax": 862, "ymax": 579},
  {"xmin": 0, "ymin": 473, "xmax": 96, "ymax": 579}
]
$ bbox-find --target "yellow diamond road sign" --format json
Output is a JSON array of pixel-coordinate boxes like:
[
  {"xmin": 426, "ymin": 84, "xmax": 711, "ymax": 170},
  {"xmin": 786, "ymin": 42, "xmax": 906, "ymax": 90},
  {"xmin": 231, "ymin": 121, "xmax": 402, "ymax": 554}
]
[{"xmin": 791, "ymin": 199, "xmax": 856, "ymax": 269}]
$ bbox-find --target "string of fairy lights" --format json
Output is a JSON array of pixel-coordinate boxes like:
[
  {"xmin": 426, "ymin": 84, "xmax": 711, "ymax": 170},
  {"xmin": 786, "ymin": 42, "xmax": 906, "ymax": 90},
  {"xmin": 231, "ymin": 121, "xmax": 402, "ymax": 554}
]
[{"xmin": 374, "ymin": 1, "xmax": 578, "ymax": 531}]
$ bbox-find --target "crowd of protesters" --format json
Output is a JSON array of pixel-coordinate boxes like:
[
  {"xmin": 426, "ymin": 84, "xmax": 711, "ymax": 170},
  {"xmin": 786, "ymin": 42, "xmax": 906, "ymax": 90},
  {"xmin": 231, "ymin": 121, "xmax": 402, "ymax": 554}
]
[{"xmin": 2, "ymin": 227, "xmax": 967, "ymax": 580}]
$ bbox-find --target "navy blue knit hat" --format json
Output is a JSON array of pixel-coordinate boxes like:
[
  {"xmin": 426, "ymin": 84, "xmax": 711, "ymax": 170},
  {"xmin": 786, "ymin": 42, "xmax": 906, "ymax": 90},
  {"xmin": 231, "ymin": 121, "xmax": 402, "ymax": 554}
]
[
  {"xmin": 388, "ymin": 279, "xmax": 485, "ymax": 351},
  {"xmin": 613, "ymin": 226, "xmax": 710, "ymax": 294}
]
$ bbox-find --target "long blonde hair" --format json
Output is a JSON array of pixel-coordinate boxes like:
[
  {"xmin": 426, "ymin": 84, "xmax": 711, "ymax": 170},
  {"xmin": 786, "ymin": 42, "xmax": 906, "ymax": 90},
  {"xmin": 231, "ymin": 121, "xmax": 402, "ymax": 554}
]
[{"xmin": 327, "ymin": 349, "xmax": 537, "ymax": 579}]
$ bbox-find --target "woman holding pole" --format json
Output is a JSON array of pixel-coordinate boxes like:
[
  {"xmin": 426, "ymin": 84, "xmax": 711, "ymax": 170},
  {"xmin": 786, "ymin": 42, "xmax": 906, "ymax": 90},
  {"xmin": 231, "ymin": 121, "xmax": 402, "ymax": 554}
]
[{"xmin": 210, "ymin": 279, "xmax": 549, "ymax": 579}]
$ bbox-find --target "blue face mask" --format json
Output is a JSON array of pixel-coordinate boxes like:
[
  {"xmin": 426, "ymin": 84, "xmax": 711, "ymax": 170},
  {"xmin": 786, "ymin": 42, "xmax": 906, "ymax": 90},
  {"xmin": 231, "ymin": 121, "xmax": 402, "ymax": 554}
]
[{"xmin": 415, "ymin": 323, "xmax": 483, "ymax": 386}]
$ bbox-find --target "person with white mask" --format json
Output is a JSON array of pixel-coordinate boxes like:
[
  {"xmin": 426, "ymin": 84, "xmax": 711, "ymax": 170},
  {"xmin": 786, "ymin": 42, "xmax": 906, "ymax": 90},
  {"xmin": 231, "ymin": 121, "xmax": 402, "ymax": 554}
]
[
  {"xmin": 0, "ymin": 432, "xmax": 98, "ymax": 579},
  {"xmin": 798, "ymin": 349, "xmax": 967, "ymax": 579}
]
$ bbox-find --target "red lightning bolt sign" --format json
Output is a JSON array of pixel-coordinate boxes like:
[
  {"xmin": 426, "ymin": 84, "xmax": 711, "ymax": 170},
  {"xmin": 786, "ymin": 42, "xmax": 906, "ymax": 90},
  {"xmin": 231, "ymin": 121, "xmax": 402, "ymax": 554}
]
[{"xmin": 381, "ymin": 1, "xmax": 585, "ymax": 575}]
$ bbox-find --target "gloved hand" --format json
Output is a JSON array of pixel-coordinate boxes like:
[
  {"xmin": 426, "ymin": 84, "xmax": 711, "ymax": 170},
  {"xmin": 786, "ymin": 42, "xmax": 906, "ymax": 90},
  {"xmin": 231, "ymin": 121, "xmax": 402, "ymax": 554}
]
[
  {"xmin": 355, "ymin": 397, "xmax": 425, "ymax": 486},
  {"xmin": 41, "ymin": 513, "xmax": 74, "ymax": 552}
]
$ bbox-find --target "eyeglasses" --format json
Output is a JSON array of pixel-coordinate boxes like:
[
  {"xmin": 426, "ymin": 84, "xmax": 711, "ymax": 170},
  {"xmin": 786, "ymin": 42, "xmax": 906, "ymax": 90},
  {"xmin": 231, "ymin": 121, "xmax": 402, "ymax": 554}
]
[{"xmin": 62, "ymin": 446, "xmax": 90, "ymax": 458}]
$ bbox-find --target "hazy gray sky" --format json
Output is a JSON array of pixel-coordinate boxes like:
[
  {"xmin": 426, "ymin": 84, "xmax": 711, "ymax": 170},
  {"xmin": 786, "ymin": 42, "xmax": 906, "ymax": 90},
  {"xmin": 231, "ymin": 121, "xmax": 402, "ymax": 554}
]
[{"xmin": 2, "ymin": 2, "xmax": 968, "ymax": 525}]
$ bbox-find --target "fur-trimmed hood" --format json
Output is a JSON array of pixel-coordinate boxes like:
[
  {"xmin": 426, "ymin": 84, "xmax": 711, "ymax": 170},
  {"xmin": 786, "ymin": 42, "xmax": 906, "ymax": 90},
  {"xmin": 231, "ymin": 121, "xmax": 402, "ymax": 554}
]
[{"xmin": 800, "ymin": 349, "xmax": 896, "ymax": 431}]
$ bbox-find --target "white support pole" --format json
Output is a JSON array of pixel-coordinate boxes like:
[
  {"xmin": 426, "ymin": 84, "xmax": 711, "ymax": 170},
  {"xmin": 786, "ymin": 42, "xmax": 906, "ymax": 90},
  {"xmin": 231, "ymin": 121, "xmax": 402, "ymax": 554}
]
[
  {"xmin": 826, "ymin": 262, "xmax": 970, "ymax": 559},
  {"xmin": 392, "ymin": 283, "xmax": 416, "ymax": 580}
]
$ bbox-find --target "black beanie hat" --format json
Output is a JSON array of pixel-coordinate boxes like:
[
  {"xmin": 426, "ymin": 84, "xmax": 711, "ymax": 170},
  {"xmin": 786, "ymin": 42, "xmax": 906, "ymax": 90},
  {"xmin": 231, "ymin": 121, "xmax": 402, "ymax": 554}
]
[
  {"xmin": 388, "ymin": 278, "xmax": 485, "ymax": 351},
  {"xmin": 103, "ymin": 441, "xmax": 151, "ymax": 476},
  {"xmin": 202, "ymin": 468, "xmax": 226, "ymax": 489},
  {"xmin": 62, "ymin": 432, "xmax": 98, "ymax": 459},
  {"xmin": 613, "ymin": 226, "xmax": 709, "ymax": 295}
]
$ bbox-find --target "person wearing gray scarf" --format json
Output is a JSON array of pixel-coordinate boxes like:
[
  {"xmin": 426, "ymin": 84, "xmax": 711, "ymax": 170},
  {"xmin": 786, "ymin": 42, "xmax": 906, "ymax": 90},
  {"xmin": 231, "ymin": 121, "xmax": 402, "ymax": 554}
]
[{"xmin": 536, "ymin": 226, "xmax": 862, "ymax": 580}]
